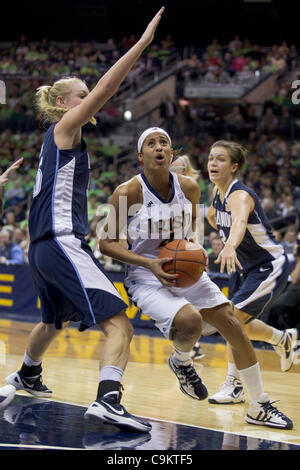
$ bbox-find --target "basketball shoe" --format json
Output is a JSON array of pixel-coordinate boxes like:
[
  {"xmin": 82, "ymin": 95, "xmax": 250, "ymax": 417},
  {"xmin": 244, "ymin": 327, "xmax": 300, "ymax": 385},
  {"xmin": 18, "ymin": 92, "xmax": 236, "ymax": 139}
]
[
  {"xmin": 5, "ymin": 371, "xmax": 52, "ymax": 397},
  {"xmin": 0, "ymin": 385, "xmax": 16, "ymax": 410},
  {"xmin": 189, "ymin": 341, "xmax": 205, "ymax": 360},
  {"xmin": 85, "ymin": 387, "xmax": 152, "ymax": 433},
  {"xmin": 208, "ymin": 375, "xmax": 245, "ymax": 404},
  {"xmin": 168, "ymin": 354, "xmax": 208, "ymax": 400},
  {"xmin": 273, "ymin": 328, "xmax": 298, "ymax": 372},
  {"xmin": 245, "ymin": 393, "xmax": 293, "ymax": 429}
]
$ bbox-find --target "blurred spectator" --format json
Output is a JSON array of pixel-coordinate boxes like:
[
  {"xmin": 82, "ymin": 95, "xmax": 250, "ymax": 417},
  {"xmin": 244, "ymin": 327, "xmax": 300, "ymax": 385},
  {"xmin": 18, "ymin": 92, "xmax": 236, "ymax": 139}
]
[
  {"xmin": 281, "ymin": 227, "xmax": 298, "ymax": 260},
  {"xmin": 208, "ymin": 236, "xmax": 224, "ymax": 273},
  {"xmin": 0, "ymin": 229, "xmax": 25, "ymax": 265},
  {"xmin": 266, "ymin": 242, "xmax": 300, "ymax": 331}
]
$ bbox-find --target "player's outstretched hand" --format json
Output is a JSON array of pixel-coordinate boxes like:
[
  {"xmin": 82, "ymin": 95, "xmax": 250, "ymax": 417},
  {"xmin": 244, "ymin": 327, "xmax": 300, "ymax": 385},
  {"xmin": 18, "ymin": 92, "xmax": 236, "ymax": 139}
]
[
  {"xmin": 0, "ymin": 158, "xmax": 23, "ymax": 187},
  {"xmin": 214, "ymin": 244, "xmax": 243, "ymax": 275},
  {"xmin": 140, "ymin": 7, "xmax": 165, "ymax": 47}
]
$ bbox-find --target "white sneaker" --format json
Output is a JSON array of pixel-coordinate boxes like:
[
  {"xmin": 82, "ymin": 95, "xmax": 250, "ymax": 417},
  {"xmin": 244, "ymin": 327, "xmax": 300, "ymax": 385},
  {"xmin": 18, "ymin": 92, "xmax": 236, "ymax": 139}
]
[
  {"xmin": 0, "ymin": 385, "xmax": 16, "ymax": 410},
  {"xmin": 245, "ymin": 393, "xmax": 293, "ymax": 429},
  {"xmin": 208, "ymin": 375, "xmax": 245, "ymax": 404},
  {"xmin": 273, "ymin": 328, "xmax": 298, "ymax": 372}
]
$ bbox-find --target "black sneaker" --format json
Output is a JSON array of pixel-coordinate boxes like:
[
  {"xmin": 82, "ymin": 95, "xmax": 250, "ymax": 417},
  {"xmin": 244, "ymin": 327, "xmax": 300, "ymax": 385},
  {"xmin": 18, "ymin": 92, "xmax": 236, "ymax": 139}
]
[
  {"xmin": 5, "ymin": 371, "xmax": 52, "ymax": 397},
  {"xmin": 0, "ymin": 385, "xmax": 16, "ymax": 410},
  {"xmin": 168, "ymin": 354, "xmax": 208, "ymax": 400},
  {"xmin": 189, "ymin": 341, "xmax": 205, "ymax": 360},
  {"xmin": 84, "ymin": 388, "xmax": 152, "ymax": 433}
]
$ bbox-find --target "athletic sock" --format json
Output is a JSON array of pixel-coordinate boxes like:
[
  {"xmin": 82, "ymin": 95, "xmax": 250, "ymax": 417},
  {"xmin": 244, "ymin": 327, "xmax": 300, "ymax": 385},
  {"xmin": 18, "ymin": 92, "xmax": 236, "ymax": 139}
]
[
  {"xmin": 238, "ymin": 362, "xmax": 264, "ymax": 402},
  {"xmin": 20, "ymin": 353, "xmax": 42, "ymax": 378},
  {"xmin": 269, "ymin": 327, "xmax": 285, "ymax": 345},
  {"xmin": 172, "ymin": 346, "xmax": 191, "ymax": 365},
  {"xmin": 227, "ymin": 362, "xmax": 241, "ymax": 380},
  {"xmin": 97, "ymin": 365, "xmax": 124, "ymax": 400}
]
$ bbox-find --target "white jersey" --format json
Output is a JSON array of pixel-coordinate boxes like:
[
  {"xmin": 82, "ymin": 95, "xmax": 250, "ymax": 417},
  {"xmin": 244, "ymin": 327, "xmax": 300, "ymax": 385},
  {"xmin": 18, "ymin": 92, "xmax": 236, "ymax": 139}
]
[{"xmin": 125, "ymin": 171, "xmax": 193, "ymax": 285}]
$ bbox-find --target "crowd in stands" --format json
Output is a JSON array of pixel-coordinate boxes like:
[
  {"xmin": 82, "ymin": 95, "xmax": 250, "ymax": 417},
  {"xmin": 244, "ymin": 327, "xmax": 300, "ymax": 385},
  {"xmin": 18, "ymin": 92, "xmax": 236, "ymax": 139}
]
[
  {"xmin": 180, "ymin": 37, "xmax": 298, "ymax": 86},
  {"xmin": 0, "ymin": 34, "xmax": 300, "ymax": 281}
]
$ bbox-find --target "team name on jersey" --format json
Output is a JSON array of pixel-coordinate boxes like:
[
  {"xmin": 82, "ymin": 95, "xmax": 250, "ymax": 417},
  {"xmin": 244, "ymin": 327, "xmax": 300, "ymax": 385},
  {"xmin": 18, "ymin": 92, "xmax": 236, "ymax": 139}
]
[{"xmin": 216, "ymin": 210, "xmax": 232, "ymax": 228}]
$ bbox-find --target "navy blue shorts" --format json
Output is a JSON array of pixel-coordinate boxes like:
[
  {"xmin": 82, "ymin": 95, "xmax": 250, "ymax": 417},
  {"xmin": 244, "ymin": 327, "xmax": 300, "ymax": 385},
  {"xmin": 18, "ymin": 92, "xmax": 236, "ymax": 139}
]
[
  {"xmin": 229, "ymin": 254, "xmax": 289, "ymax": 322},
  {"xmin": 28, "ymin": 235, "xmax": 127, "ymax": 330}
]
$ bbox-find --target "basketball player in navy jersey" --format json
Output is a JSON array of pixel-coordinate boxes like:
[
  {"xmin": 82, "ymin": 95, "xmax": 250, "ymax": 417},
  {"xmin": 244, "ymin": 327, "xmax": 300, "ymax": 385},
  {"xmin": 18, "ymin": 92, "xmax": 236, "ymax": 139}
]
[
  {"xmin": 206, "ymin": 140, "xmax": 298, "ymax": 405},
  {"xmin": 0, "ymin": 157, "xmax": 23, "ymax": 409},
  {"xmin": 4, "ymin": 8, "xmax": 165, "ymax": 432},
  {"xmin": 100, "ymin": 127, "xmax": 293, "ymax": 429}
]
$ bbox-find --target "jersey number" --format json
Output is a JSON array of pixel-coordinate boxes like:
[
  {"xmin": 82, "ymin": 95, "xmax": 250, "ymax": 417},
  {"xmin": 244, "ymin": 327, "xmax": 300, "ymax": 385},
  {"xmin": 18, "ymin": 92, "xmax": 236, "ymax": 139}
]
[{"xmin": 33, "ymin": 169, "xmax": 43, "ymax": 198}]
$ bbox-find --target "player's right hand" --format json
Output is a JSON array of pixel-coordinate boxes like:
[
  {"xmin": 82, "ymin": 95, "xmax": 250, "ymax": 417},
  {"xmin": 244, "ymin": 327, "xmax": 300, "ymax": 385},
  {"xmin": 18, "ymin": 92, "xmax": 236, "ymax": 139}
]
[{"xmin": 148, "ymin": 257, "xmax": 178, "ymax": 287}]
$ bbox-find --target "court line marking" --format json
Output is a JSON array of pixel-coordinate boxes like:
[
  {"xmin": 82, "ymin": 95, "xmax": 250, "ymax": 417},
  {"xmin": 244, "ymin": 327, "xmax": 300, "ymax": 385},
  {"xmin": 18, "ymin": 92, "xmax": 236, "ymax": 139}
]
[
  {"xmin": 14, "ymin": 393, "xmax": 300, "ymax": 448},
  {"xmin": 0, "ymin": 442, "xmax": 85, "ymax": 450}
]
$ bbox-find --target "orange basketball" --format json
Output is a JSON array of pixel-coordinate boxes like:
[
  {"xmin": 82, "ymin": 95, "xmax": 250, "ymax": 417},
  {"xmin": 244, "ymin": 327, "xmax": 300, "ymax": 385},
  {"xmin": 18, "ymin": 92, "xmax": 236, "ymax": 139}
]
[{"xmin": 158, "ymin": 239, "xmax": 207, "ymax": 288}]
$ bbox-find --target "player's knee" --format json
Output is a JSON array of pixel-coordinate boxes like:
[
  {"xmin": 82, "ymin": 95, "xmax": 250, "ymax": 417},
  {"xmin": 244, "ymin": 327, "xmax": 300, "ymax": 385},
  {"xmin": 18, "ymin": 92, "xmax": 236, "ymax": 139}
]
[
  {"xmin": 173, "ymin": 306, "xmax": 202, "ymax": 339},
  {"xmin": 100, "ymin": 310, "xmax": 133, "ymax": 342},
  {"xmin": 213, "ymin": 304, "xmax": 240, "ymax": 333},
  {"xmin": 216, "ymin": 305, "xmax": 249, "ymax": 344}
]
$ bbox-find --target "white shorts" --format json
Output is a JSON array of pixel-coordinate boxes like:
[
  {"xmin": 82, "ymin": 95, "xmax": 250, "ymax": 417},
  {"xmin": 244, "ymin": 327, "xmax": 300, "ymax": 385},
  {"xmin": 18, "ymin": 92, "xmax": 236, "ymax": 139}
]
[{"xmin": 127, "ymin": 271, "xmax": 230, "ymax": 339}]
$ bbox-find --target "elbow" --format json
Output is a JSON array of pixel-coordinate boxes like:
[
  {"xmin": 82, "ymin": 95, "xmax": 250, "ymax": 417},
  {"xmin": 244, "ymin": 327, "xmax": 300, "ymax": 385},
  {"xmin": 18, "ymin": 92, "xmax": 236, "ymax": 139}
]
[{"xmin": 99, "ymin": 239, "xmax": 112, "ymax": 256}]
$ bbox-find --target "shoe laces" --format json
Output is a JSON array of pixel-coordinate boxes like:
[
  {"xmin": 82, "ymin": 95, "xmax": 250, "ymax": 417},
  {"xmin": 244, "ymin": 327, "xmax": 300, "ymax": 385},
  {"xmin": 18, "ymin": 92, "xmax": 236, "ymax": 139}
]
[
  {"xmin": 177, "ymin": 363, "xmax": 202, "ymax": 386},
  {"xmin": 259, "ymin": 399, "xmax": 286, "ymax": 419}
]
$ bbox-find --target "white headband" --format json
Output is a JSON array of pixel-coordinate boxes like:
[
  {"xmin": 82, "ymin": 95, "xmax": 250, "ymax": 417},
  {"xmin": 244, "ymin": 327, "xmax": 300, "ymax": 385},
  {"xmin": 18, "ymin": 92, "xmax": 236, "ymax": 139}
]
[{"xmin": 137, "ymin": 127, "xmax": 171, "ymax": 153}]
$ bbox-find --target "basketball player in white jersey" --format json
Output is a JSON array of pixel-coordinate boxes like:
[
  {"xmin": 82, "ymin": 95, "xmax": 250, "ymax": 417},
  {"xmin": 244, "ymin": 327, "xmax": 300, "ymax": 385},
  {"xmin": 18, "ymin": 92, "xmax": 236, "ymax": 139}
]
[
  {"xmin": 4, "ymin": 9, "xmax": 165, "ymax": 432},
  {"xmin": 100, "ymin": 127, "xmax": 293, "ymax": 429},
  {"xmin": 205, "ymin": 140, "xmax": 298, "ymax": 404}
]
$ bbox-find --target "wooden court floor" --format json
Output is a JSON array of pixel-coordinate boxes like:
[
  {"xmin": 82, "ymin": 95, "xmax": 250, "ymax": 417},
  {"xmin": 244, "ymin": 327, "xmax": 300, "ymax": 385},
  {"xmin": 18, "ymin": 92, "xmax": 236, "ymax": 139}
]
[{"xmin": 0, "ymin": 318, "xmax": 300, "ymax": 449}]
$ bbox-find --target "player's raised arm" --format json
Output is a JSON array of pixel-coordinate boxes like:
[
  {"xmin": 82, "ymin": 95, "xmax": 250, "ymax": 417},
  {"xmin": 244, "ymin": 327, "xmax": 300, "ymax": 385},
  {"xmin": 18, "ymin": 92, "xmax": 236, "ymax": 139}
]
[{"xmin": 56, "ymin": 7, "xmax": 165, "ymax": 135}]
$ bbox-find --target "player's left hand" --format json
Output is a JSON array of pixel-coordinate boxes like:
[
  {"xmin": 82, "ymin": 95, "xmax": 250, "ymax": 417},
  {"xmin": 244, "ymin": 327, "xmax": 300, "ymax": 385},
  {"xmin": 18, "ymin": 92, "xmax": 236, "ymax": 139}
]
[
  {"xmin": 0, "ymin": 158, "xmax": 23, "ymax": 187},
  {"xmin": 214, "ymin": 244, "xmax": 242, "ymax": 275}
]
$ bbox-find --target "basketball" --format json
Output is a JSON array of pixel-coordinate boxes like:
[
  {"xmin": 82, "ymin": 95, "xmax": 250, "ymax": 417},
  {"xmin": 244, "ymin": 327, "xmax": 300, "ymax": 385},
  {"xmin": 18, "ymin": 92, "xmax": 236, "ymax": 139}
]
[{"xmin": 158, "ymin": 240, "xmax": 207, "ymax": 288}]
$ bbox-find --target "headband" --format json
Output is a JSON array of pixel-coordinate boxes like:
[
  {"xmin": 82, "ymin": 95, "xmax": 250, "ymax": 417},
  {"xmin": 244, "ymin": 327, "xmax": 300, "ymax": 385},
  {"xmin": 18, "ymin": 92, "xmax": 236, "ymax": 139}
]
[{"xmin": 137, "ymin": 127, "xmax": 171, "ymax": 153}]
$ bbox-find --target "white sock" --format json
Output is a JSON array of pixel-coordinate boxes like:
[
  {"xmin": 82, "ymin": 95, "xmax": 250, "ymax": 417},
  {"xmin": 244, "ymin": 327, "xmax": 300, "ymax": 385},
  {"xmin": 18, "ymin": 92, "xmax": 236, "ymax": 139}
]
[
  {"xmin": 172, "ymin": 346, "xmax": 191, "ymax": 365},
  {"xmin": 227, "ymin": 362, "xmax": 241, "ymax": 380},
  {"xmin": 99, "ymin": 365, "xmax": 124, "ymax": 383},
  {"xmin": 23, "ymin": 352, "xmax": 41, "ymax": 367},
  {"xmin": 239, "ymin": 362, "xmax": 264, "ymax": 401},
  {"xmin": 269, "ymin": 328, "xmax": 284, "ymax": 345}
]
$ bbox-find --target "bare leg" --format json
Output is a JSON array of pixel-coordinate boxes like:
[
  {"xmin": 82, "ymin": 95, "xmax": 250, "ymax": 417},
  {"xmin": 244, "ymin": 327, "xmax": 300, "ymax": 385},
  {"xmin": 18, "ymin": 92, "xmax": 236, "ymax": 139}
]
[
  {"xmin": 201, "ymin": 303, "xmax": 257, "ymax": 370},
  {"xmin": 234, "ymin": 307, "xmax": 278, "ymax": 343},
  {"xmin": 98, "ymin": 309, "xmax": 133, "ymax": 371},
  {"xmin": 171, "ymin": 304, "xmax": 203, "ymax": 352},
  {"xmin": 26, "ymin": 321, "xmax": 69, "ymax": 362}
]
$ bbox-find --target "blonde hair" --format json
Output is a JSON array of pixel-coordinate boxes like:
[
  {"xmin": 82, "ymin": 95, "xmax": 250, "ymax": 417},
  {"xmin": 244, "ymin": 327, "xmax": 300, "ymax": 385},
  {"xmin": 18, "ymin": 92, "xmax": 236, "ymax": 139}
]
[
  {"xmin": 175, "ymin": 155, "xmax": 200, "ymax": 180},
  {"xmin": 35, "ymin": 76, "xmax": 97, "ymax": 126}
]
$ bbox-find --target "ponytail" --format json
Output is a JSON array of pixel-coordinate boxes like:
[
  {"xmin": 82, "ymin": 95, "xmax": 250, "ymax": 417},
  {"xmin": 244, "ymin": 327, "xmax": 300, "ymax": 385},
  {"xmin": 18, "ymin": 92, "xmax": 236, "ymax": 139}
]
[{"xmin": 35, "ymin": 77, "xmax": 97, "ymax": 126}]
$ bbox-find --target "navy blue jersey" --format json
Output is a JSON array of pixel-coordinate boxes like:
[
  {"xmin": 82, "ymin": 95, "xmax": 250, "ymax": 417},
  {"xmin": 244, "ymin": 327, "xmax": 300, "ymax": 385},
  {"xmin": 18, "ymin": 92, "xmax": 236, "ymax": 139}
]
[
  {"xmin": 213, "ymin": 179, "xmax": 284, "ymax": 271},
  {"xmin": 29, "ymin": 123, "xmax": 90, "ymax": 242}
]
